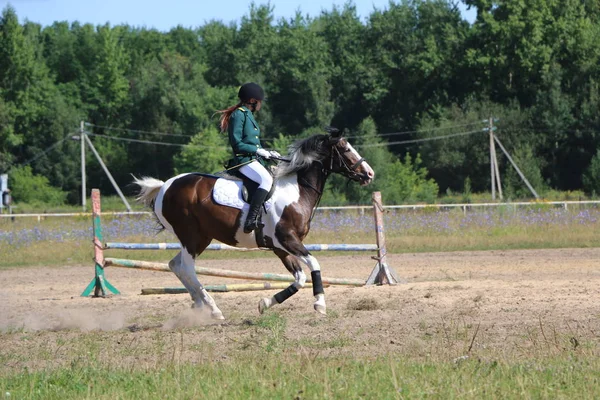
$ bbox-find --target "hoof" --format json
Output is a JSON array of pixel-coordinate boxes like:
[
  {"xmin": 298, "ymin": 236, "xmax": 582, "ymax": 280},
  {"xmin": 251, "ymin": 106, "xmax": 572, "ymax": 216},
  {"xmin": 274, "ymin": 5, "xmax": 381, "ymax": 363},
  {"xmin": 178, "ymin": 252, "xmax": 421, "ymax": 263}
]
[
  {"xmin": 258, "ymin": 298, "xmax": 269, "ymax": 314},
  {"xmin": 314, "ymin": 303, "xmax": 327, "ymax": 315},
  {"xmin": 211, "ymin": 311, "xmax": 225, "ymax": 320}
]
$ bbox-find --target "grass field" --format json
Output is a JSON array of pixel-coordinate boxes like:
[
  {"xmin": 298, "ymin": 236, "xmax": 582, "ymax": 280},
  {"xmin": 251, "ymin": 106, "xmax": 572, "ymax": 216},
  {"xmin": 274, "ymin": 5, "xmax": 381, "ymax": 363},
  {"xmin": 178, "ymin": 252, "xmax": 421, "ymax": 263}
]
[
  {"xmin": 1, "ymin": 204, "xmax": 600, "ymax": 399},
  {"xmin": 1, "ymin": 311, "xmax": 599, "ymax": 399}
]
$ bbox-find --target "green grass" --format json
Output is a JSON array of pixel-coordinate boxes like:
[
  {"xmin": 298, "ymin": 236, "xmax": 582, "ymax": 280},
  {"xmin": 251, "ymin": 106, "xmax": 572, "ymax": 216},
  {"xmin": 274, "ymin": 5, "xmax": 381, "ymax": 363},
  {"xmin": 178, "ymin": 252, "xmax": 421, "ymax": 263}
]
[
  {"xmin": 2, "ymin": 349, "xmax": 599, "ymax": 399},
  {"xmin": 2, "ymin": 298, "xmax": 599, "ymax": 399}
]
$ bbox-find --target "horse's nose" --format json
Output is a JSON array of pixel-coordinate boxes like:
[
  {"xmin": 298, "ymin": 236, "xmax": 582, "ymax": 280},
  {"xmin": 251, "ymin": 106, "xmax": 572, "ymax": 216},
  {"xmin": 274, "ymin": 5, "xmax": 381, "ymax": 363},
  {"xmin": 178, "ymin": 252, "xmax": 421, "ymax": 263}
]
[{"xmin": 367, "ymin": 169, "xmax": 375, "ymax": 179}]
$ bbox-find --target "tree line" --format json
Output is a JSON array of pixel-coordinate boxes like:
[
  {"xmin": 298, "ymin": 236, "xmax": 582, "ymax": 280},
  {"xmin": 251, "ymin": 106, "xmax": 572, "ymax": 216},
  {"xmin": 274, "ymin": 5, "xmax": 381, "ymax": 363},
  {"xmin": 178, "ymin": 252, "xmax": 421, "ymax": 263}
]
[{"xmin": 1, "ymin": 0, "xmax": 599, "ymax": 207}]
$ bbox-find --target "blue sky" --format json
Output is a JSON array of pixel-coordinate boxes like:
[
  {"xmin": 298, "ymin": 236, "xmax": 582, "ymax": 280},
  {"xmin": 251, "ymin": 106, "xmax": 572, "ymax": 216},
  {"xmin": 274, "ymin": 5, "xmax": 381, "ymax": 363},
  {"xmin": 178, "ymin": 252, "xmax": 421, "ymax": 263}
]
[{"xmin": 3, "ymin": 0, "xmax": 476, "ymax": 30}]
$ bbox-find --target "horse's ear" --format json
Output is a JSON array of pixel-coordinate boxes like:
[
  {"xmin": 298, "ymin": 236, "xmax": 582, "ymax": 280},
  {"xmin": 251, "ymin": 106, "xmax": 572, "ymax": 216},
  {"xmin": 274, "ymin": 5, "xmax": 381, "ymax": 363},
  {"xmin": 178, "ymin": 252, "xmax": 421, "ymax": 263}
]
[{"xmin": 325, "ymin": 126, "xmax": 341, "ymax": 138}]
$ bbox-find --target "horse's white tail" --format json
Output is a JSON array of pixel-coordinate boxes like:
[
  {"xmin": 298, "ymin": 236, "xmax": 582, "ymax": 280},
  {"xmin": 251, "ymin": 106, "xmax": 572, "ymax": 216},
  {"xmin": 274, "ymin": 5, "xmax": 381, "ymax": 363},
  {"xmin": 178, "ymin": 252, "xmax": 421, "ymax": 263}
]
[{"xmin": 132, "ymin": 176, "xmax": 164, "ymax": 207}]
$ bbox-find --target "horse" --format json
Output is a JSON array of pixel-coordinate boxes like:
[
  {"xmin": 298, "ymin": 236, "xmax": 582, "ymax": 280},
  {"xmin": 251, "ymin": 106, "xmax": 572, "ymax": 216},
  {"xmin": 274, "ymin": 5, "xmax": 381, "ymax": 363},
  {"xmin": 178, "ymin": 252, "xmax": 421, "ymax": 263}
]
[{"xmin": 133, "ymin": 129, "xmax": 374, "ymax": 320}]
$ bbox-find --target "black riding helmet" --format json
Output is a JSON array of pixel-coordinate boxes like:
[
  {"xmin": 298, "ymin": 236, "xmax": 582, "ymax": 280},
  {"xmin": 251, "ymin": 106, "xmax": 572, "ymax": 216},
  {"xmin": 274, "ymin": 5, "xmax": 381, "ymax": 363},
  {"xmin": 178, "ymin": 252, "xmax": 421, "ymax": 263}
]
[{"xmin": 238, "ymin": 82, "xmax": 265, "ymax": 103}]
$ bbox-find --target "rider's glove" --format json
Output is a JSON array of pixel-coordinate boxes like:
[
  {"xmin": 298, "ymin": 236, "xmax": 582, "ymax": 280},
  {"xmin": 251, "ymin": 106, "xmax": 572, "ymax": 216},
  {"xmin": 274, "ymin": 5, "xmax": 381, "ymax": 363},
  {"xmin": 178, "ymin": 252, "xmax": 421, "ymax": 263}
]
[
  {"xmin": 256, "ymin": 148, "xmax": 271, "ymax": 159},
  {"xmin": 269, "ymin": 150, "xmax": 282, "ymax": 158}
]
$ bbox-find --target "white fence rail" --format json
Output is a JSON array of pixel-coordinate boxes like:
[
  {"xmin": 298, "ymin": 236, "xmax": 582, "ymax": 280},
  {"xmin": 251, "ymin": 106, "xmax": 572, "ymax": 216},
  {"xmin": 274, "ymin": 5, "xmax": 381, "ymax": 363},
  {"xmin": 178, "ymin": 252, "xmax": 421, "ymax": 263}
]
[{"xmin": 1, "ymin": 200, "xmax": 600, "ymax": 220}]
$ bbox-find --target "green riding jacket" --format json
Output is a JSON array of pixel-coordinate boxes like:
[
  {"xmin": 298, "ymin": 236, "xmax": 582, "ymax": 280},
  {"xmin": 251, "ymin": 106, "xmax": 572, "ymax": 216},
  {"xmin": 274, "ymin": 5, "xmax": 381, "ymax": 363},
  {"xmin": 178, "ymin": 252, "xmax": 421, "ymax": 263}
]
[{"xmin": 227, "ymin": 106, "xmax": 266, "ymax": 169}]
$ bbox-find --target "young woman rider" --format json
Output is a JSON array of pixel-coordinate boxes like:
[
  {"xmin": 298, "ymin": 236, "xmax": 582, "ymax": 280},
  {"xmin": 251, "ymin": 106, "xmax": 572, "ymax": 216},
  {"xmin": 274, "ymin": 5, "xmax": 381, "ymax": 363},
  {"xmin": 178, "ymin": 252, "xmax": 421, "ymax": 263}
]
[{"xmin": 218, "ymin": 82, "xmax": 281, "ymax": 233}]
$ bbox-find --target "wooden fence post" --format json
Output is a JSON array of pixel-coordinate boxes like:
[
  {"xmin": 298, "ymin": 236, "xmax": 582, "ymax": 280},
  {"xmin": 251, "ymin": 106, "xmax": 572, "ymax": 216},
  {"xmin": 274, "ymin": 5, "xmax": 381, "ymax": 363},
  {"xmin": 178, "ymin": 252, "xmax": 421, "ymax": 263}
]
[{"xmin": 366, "ymin": 192, "xmax": 401, "ymax": 285}]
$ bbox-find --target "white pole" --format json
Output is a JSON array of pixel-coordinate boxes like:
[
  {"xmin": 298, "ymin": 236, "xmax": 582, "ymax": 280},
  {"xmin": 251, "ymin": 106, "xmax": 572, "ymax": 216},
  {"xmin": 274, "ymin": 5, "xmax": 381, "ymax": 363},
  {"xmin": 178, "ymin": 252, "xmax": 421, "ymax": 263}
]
[
  {"xmin": 80, "ymin": 121, "xmax": 86, "ymax": 211},
  {"xmin": 490, "ymin": 118, "xmax": 503, "ymax": 200},
  {"xmin": 489, "ymin": 117, "xmax": 496, "ymax": 200},
  {"xmin": 493, "ymin": 143, "xmax": 503, "ymax": 199},
  {"xmin": 83, "ymin": 133, "xmax": 132, "ymax": 211}
]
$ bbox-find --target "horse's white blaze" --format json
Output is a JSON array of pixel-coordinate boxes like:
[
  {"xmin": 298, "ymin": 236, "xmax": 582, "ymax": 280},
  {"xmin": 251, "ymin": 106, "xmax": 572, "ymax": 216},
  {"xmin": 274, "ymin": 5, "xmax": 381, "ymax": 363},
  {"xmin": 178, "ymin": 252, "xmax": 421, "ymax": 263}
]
[
  {"xmin": 154, "ymin": 173, "xmax": 191, "ymax": 234},
  {"xmin": 233, "ymin": 174, "xmax": 301, "ymax": 249},
  {"xmin": 347, "ymin": 142, "xmax": 374, "ymax": 181}
]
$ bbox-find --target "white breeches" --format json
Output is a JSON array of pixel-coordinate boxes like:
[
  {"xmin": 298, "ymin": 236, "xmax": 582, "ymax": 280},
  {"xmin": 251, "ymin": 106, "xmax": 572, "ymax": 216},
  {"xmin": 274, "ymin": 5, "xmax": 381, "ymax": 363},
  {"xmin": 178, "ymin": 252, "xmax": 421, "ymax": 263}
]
[{"xmin": 239, "ymin": 160, "xmax": 273, "ymax": 190}]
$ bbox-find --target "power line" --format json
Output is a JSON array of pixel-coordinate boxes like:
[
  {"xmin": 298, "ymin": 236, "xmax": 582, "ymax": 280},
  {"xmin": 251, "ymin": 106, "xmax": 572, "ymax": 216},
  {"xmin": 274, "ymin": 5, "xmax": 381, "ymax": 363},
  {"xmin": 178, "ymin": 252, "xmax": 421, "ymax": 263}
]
[
  {"xmin": 85, "ymin": 122, "xmax": 196, "ymax": 138},
  {"xmin": 5, "ymin": 132, "xmax": 77, "ymax": 172},
  {"xmin": 345, "ymin": 121, "xmax": 484, "ymax": 140},
  {"xmin": 86, "ymin": 120, "xmax": 486, "ymax": 142},
  {"xmin": 86, "ymin": 132, "xmax": 227, "ymax": 149},
  {"xmin": 355, "ymin": 129, "xmax": 486, "ymax": 148}
]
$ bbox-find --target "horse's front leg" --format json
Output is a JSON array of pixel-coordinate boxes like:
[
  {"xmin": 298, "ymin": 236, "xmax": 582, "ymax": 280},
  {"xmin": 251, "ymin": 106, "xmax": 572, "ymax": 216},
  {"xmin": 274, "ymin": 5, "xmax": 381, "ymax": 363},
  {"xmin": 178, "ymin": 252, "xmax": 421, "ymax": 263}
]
[
  {"xmin": 264, "ymin": 243, "xmax": 326, "ymax": 315},
  {"xmin": 259, "ymin": 250, "xmax": 306, "ymax": 314},
  {"xmin": 300, "ymin": 254, "xmax": 326, "ymax": 314}
]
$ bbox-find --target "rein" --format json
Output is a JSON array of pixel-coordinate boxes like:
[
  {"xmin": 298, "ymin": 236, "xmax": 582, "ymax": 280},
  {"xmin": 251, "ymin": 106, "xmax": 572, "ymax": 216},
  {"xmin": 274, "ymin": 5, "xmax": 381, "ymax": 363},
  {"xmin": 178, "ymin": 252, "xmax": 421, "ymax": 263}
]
[{"xmin": 297, "ymin": 161, "xmax": 330, "ymax": 224}]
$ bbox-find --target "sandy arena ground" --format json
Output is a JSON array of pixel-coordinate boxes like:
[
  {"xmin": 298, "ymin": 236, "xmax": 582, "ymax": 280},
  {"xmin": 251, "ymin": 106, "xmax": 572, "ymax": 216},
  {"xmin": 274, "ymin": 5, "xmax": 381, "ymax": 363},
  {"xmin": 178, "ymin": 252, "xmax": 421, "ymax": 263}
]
[{"xmin": 1, "ymin": 248, "xmax": 600, "ymax": 371}]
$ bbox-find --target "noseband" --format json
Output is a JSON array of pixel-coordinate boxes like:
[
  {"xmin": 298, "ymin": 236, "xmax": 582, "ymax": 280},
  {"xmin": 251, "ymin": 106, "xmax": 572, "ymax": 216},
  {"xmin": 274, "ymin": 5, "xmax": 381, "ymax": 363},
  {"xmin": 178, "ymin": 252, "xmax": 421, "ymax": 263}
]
[{"xmin": 330, "ymin": 144, "xmax": 367, "ymax": 182}]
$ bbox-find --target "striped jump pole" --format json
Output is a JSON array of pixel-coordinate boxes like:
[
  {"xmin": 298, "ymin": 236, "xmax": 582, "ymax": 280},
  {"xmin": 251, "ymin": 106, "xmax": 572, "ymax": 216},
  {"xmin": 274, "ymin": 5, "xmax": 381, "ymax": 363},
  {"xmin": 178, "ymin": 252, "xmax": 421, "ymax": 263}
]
[
  {"xmin": 104, "ymin": 242, "xmax": 378, "ymax": 252},
  {"xmin": 141, "ymin": 282, "xmax": 325, "ymax": 295},
  {"xmin": 104, "ymin": 257, "xmax": 365, "ymax": 286},
  {"xmin": 81, "ymin": 189, "xmax": 120, "ymax": 297}
]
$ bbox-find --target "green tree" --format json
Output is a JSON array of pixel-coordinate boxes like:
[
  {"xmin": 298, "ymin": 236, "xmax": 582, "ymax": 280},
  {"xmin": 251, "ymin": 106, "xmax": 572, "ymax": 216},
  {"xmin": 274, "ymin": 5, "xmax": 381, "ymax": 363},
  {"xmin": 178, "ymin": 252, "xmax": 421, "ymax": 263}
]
[
  {"xmin": 174, "ymin": 127, "xmax": 229, "ymax": 174},
  {"xmin": 0, "ymin": 98, "xmax": 20, "ymax": 171},
  {"xmin": 91, "ymin": 25, "xmax": 130, "ymax": 124},
  {"xmin": 0, "ymin": 6, "xmax": 36, "ymax": 101},
  {"xmin": 9, "ymin": 165, "xmax": 67, "ymax": 205},
  {"xmin": 583, "ymin": 150, "xmax": 600, "ymax": 195},
  {"xmin": 268, "ymin": 13, "xmax": 334, "ymax": 135},
  {"xmin": 365, "ymin": 0, "xmax": 468, "ymax": 132},
  {"xmin": 502, "ymin": 144, "xmax": 546, "ymax": 199},
  {"xmin": 317, "ymin": 4, "xmax": 369, "ymax": 129},
  {"xmin": 343, "ymin": 117, "xmax": 438, "ymax": 204}
]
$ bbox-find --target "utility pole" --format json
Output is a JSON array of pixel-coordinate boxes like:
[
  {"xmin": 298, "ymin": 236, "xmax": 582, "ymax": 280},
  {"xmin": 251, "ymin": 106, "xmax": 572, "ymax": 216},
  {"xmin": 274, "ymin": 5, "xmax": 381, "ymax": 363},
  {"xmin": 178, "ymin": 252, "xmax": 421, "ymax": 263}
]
[
  {"xmin": 80, "ymin": 121, "xmax": 86, "ymax": 211},
  {"xmin": 489, "ymin": 117, "xmax": 496, "ymax": 200},
  {"xmin": 489, "ymin": 117, "xmax": 503, "ymax": 200}
]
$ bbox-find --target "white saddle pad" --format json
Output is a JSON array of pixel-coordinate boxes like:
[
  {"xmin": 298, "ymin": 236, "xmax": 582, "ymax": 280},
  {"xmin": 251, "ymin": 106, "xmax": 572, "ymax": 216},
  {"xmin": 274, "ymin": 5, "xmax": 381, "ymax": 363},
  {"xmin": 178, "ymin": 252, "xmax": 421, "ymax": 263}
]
[{"xmin": 212, "ymin": 178, "xmax": 273, "ymax": 211}]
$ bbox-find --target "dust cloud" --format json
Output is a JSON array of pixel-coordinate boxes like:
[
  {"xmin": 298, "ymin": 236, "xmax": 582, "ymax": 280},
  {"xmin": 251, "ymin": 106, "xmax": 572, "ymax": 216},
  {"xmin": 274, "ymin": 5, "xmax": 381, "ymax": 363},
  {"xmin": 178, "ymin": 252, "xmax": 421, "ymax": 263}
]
[{"xmin": 0, "ymin": 308, "xmax": 126, "ymax": 332}]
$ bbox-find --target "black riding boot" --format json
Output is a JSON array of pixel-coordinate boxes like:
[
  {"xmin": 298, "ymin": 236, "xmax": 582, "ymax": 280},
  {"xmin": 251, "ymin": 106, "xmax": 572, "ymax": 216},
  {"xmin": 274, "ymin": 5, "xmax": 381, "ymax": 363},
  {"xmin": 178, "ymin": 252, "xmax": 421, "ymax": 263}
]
[{"xmin": 244, "ymin": 188, "xmax": 269, "ymax": 233}]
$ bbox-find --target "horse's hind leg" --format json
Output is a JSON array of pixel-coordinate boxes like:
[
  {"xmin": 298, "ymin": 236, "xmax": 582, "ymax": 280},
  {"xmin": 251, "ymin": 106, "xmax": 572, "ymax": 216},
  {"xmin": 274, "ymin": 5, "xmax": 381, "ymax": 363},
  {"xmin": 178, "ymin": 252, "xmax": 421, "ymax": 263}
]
[
  {"xmin": 259, "ymin": 249, "xmax": 307, "ymax": 314},
  {"xmin": 168, "ymin": 241, "xmax": 224, "ymax": 320}
]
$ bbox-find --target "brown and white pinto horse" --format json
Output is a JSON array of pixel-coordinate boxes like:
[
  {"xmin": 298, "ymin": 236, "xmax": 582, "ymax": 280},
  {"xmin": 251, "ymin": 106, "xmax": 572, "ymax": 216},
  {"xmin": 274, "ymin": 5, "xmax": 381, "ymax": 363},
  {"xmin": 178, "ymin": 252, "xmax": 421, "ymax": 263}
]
[{"xmin": 133, "ymin": 130, "xmax": 374, "ymax": 320}]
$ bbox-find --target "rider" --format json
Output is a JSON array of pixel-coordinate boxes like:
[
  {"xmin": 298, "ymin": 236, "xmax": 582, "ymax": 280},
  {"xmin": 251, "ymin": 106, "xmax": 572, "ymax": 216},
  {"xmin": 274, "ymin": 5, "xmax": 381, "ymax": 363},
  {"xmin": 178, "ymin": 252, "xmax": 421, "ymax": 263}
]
[{"xmin": 218, "ymin": 82, "xmax": 280, "ymax": 233}]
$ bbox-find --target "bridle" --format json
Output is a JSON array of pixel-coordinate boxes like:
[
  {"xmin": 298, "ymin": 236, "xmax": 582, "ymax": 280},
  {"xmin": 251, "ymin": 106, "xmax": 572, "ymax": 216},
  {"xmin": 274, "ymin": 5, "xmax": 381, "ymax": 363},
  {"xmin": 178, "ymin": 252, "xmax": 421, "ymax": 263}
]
[
  {"xmin": 296, "ymin": 136, "xmax": 368, "ymax": 223},
  {"xmin": 330, "ymin": 141, "xmax": 368, "ymax": 183},
  {"xmin": 299, "ymin": 140, "xmax": 367, "ymax": 194}
]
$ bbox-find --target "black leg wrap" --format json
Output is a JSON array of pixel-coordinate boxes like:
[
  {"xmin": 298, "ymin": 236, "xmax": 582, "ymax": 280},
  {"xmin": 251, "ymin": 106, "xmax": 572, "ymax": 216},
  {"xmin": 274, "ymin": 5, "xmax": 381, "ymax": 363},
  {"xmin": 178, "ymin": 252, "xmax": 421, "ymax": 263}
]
[
  {"xmin": 311, "ymin": 271, "xmax": 324, "ymax": 295},
  {"xmin": 274, "ymin": 284, "xmax": 299, "ymax": 304}
]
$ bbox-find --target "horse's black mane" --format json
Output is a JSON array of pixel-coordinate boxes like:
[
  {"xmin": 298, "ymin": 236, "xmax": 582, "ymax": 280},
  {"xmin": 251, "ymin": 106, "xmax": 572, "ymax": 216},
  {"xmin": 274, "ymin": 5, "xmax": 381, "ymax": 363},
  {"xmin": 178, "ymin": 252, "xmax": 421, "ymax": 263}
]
[{"xmin": 274, "ymin": 134, "xmax": 331, "ymax": 178}]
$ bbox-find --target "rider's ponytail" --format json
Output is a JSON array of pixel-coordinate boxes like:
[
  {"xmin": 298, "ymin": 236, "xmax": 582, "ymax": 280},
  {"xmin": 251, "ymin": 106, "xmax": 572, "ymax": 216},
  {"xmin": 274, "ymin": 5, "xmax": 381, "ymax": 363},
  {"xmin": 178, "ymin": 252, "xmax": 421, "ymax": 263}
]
[{"xmin": 216, "ymin": 103, "xmax": 242, "ymax": 132}]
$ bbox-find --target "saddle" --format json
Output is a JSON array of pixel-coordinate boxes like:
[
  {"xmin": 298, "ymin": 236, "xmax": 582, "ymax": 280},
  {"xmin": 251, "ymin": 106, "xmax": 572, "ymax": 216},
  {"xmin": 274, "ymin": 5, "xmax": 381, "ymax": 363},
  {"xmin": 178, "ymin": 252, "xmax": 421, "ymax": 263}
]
[
  {"xmin": 218, "ymin": 169, "xmax": 276, "ymax": 204},
  {"xmin": 210, "ymin": 171, "xmax": 276, "ymax": 211}
]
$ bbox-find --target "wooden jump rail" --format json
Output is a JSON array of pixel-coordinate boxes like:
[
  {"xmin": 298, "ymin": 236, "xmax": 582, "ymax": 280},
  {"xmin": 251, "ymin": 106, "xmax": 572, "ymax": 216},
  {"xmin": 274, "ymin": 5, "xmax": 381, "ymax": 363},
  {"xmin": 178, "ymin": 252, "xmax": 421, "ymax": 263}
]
[
  {"xmin": 141, "ymin": 282, "xmax": 326, "ymax": 295},
  {"xmin": 104, "ymin": 258, "xmax": 365, "ymax": 286}
]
